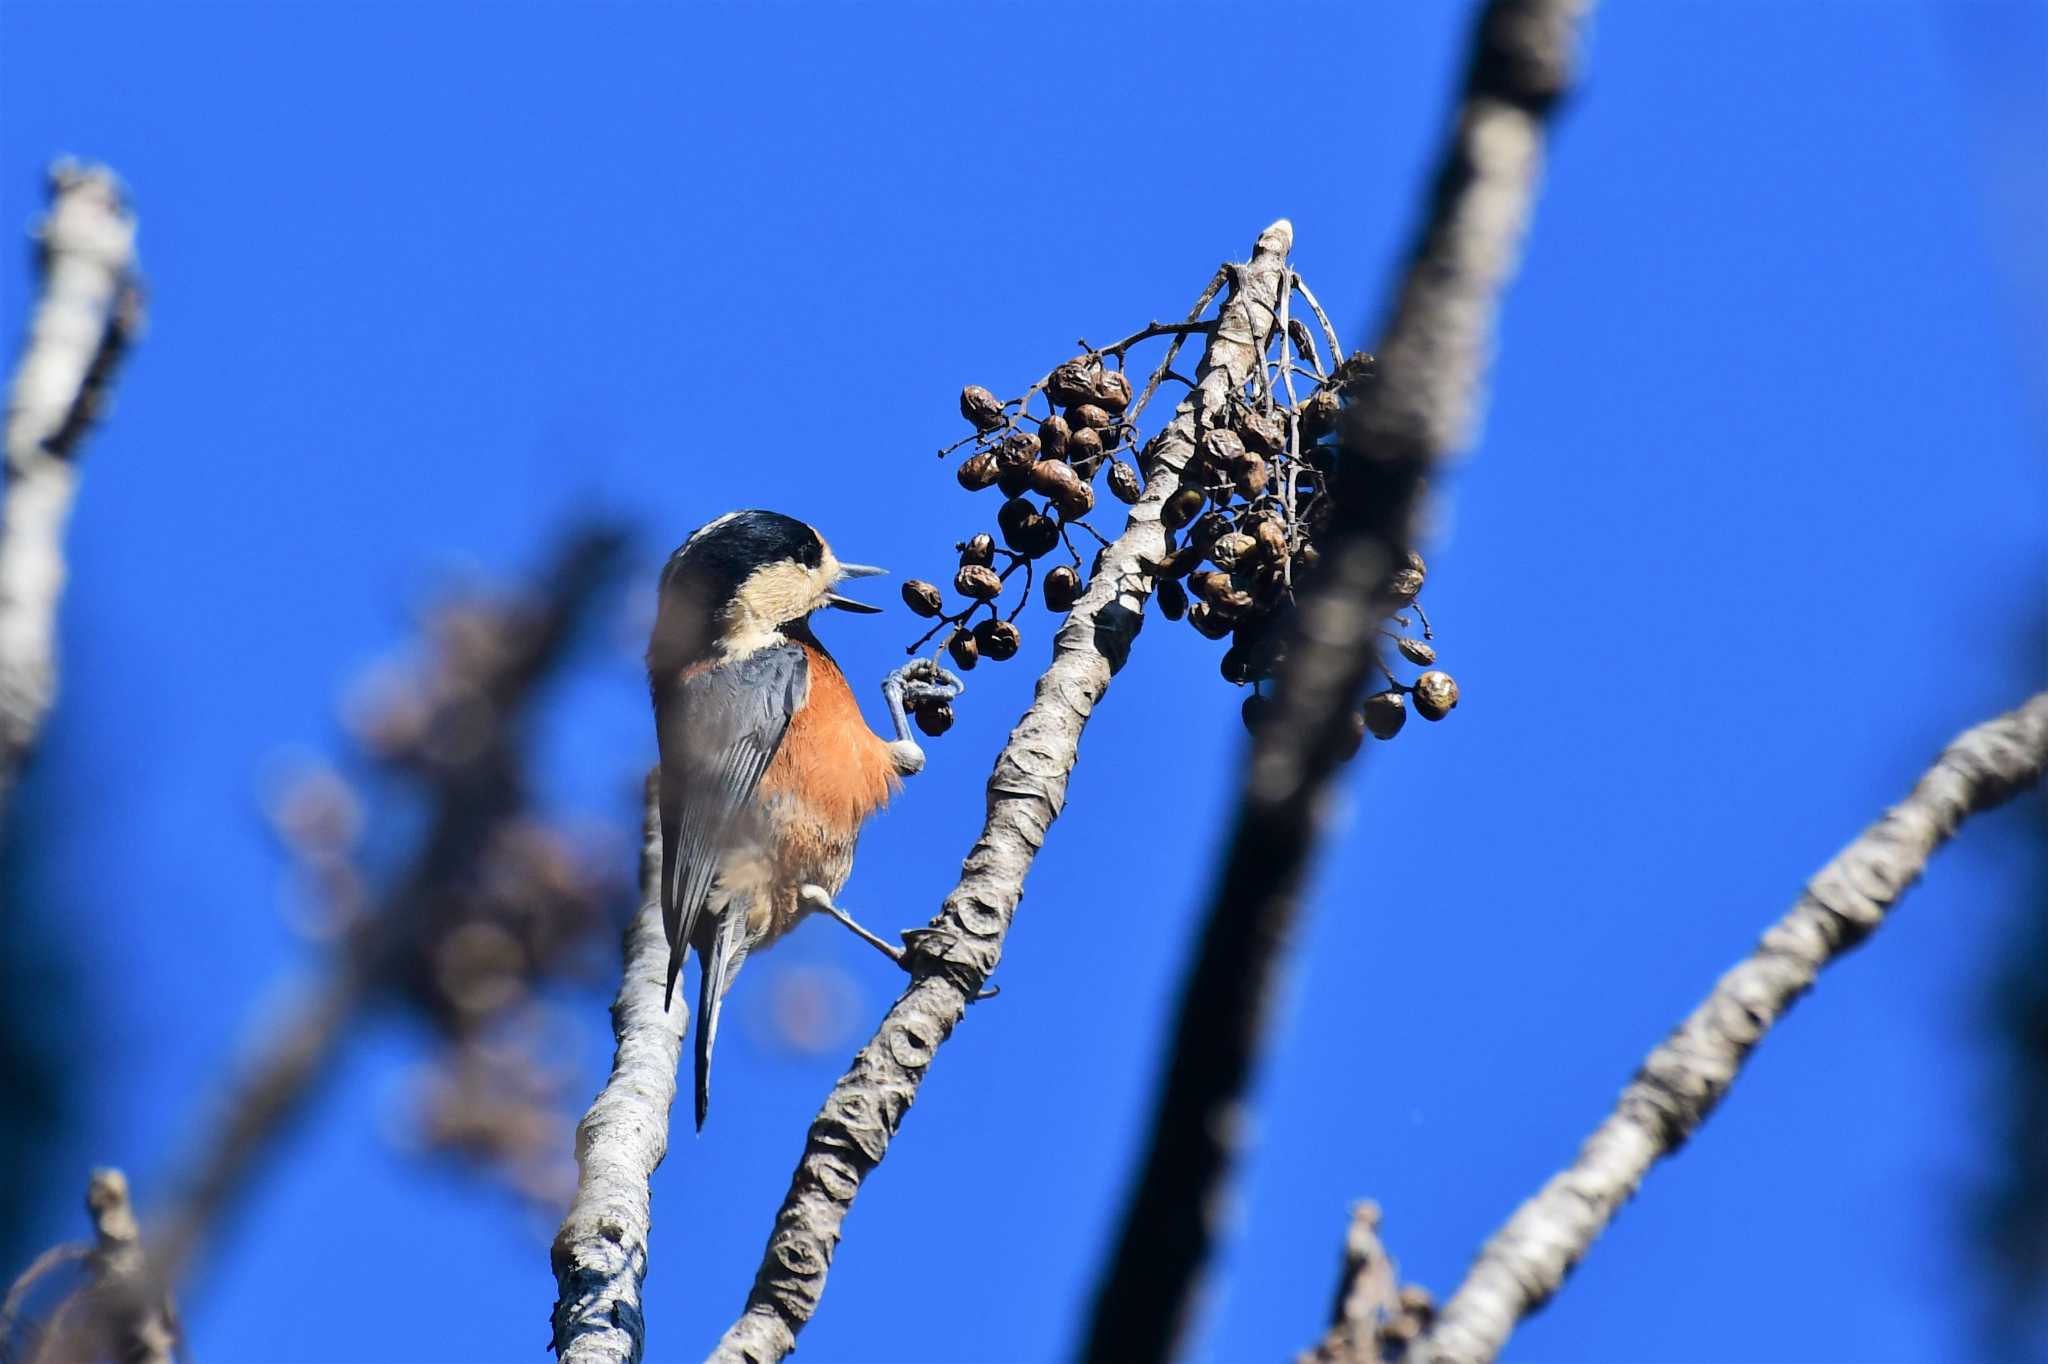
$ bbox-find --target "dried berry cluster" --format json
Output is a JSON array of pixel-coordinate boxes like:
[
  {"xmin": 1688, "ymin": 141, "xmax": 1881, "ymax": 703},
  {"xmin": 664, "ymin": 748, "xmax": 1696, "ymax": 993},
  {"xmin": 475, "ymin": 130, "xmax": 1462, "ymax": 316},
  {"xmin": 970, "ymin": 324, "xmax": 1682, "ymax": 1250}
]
[{"xmin": 902, "ymin": 274, "xmax": 1459, "ymax": 752}]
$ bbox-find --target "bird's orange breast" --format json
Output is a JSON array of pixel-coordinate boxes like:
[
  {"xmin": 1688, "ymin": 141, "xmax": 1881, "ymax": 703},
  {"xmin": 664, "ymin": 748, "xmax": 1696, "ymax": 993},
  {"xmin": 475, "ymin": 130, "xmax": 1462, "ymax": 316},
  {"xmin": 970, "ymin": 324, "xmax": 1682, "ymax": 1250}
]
[{"xmin": 759, "ymin": 643, "xmax": 898, "ymax": 837}]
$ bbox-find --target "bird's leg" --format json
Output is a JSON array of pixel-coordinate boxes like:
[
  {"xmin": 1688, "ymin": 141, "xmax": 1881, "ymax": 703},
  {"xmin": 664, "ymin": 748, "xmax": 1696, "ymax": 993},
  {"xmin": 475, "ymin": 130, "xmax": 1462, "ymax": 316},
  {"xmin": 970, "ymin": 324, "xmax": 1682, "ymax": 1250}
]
[
  {"xmin": 879, "ymin": 658, "xmax": 965, "ymax": 776},
  {"xmin": 799, "ymin": 884, "xmax": 903, "ymax": 966},
  {"xmin": 799, "ymin": 884, "xmax": 1000, "ymax": 1000}
]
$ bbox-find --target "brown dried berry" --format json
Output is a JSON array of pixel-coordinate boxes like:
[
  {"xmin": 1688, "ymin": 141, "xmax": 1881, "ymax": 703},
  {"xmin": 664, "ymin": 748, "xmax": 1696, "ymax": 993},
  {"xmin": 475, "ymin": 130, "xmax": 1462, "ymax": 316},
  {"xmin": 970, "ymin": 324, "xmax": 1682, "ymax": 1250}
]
[
  {"xmin": 956, "ymin": 451, "xmax": 1001, "ymax": 492},
  {"xmin": 913, "ymin": 700, "xmax": 954, "ymax": 737},
  {"xmin": 946, "ymin": 629, "xmax": 979, "ymax": 670},
  {"xmin": 960, "ymin": 533, "xmax": 995, "ymax": 567},
  {"xmin": 1240, "ymin": 692, "xmax": 1268, "ymax": 734},
  {"xmin": 1219, "ymin": 646, "xmax": 1255, "ymax": 685},
  {"xmin": 954, "ymin": 564, "xmax": 1003, "ymax": 600},
  {"xmin": 1048, "ymin": 357, "xmax": 1099, "ymax": 407},
  {"xmin": 1386, "ymin": 558, "xmax": 1425, "ymax": 604},
  {"xmin": 1107, "ymin": 460, "xmax": 1142, "ymax": 504},
  {"xmin": 1209, "ymin": 532, "xmax": 1256, "ymax": 570},
  {"xmin": 1199, "ymin": 428, "xmax": 1246, "ymax": 475},
  {"xmin": 1188, "ymin": 510, "xmax": 1232, "ymax": 552},
  {"xmin": 1253, "ymin": 566, "xmax": 1289, "ymax": 610},
  {"xmin": 1038, "ymin": 414, "xmax": 1071, "ymax": 459},
  {"xmin": 1186, "ymin": 602, "xmax": 1233, "ymax": 640},
  {"xmin": 1029, "ymin": 458, "xmax": 1083, "ymax": 500},
  {"xmin": 998, "ymin": 497, "xmax": 1059, "ymax": 558},
  {"xmin": 1301, "ymin": 388, "xmax": 1341, "ymax": 439},
  {"xmin": 1286, "ymin": 318, "xmax": 1319, "ymax": 370},
  {"xmin": 1000, "ymin": 430, "xmax": 1040, "ymax": 461},
  {"xmin": 961, "ymin": 385, "xmax": 1005, "ymax": 432},
  {"xmin": 1156, "ymin": 578, "xmax": 1188, "ymax": 620},
  {"xmin": 1364, "ymin": 690, "xmax": 1408, "ymax": 740},
  {"xmin": 1093, "ymin": 368, "xmax": 1132, "ymax": 413},
  {"xmin": 1252, "ymin": 517, "xmax": 1289, "ymax": 564},
  {"xmin": 1336, "ymin": 710, "xmax": 1367, "ymax": 762},
  {"xmin": 1397, "ymin": 637, "xmax": 1437, "ymax": 667},
  {"xmin": 1232, "ymin": 453, "xmax": 1269, "ymax": 498},
  {"xmin": 994, "ymin": 436, "xmax": 1037, "ymax": 498},
  {"xmin": 902, "ymin": 580, "xmax": 943, "ymax": 617},
  {"xmin": 973, "ymin": 618, "xmax": 1021, "ymax": 661},
  {"xmin": 1412, "ymin": 670, "xmax": 1459, "ymax": 721},
  {"xmin": 1236, "ymin": 408, "xmax": 1285, "ymax": 456},
  {"xmin": 1162, "ymin": 487, "xmax": 1206, "ymax": 532},
  {"xmin": 1066, "ymin": 425, "xmax": 1104, "ymax": 470},
  {"xmin": 1043, "ymin": 565, "xmax": 1081, "ymax": 612},
  {"xmin": 1069, "ymin": 402, "xmax": 1111, "ymax": 432}
]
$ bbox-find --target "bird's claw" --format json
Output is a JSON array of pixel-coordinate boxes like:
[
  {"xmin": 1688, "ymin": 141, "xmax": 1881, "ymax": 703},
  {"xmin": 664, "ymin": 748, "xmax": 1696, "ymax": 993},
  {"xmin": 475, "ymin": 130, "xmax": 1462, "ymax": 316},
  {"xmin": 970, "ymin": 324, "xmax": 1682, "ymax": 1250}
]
[{"xmin": 888, "ymin": 657, "xmax": 965, "ymax": 704}]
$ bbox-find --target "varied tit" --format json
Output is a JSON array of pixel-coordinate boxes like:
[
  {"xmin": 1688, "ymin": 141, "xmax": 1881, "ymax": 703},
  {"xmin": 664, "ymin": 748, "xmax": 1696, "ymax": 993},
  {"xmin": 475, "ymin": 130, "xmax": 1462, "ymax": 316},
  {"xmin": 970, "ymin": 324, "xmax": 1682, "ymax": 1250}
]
[{"xmin": 648, "ymin": 509, "xmax": 963, "ymax": 1129}]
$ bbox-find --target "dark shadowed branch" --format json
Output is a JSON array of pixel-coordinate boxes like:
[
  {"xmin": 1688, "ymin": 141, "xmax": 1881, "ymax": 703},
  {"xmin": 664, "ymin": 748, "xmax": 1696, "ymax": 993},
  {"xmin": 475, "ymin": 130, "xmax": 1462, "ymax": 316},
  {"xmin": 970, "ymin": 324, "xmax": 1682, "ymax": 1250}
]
[
  {"xmin": 679, "ymin": 222, "xmax": 1297, "ymax": 1364},
  {"xmin": 0, "ymin": 161, "xmax": 143, "ymax": 817},
  {"xmin": 1412, "ymin": 691, "xmax": 2048, "ymax": 1364},
  {"xmin": 1078, "ymin": 4, "xmax": 1594, "ymax": 1360}
]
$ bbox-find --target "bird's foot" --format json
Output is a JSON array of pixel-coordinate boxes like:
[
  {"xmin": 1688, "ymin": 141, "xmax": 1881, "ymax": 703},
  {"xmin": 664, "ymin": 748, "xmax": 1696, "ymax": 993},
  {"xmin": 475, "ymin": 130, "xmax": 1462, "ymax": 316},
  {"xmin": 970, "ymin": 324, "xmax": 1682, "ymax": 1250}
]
[
  {"xmin": 799, "ymin": 884, "xmax": 1000, "ymax": 1000},
  {"xmin": 880, "ymin": 658, "xmax": 966, "ymax": 775}
]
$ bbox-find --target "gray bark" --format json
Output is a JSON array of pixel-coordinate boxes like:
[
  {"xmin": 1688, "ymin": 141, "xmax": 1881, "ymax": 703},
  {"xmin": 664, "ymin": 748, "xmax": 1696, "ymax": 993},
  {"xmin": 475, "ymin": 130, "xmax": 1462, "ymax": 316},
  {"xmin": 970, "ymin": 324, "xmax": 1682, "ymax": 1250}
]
[
  {"xmin": 0, "ymin": 161, "xmax": 141, "ymax": 814},
  {"xmin": 1416, "ymin": 691, "xmax": 2048, "ymax": 1364},
  {"xmin": 551, "ymin": 783, "xmax": 685, "ymax": 1364}
]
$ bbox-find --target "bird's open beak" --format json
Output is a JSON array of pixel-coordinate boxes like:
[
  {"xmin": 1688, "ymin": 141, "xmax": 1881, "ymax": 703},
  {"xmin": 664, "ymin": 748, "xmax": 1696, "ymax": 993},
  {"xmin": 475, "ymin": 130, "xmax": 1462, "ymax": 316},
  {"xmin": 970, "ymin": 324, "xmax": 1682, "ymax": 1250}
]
[{"xmin": 826, "ymin": 562, "xmax": 887, "ymax": 614}]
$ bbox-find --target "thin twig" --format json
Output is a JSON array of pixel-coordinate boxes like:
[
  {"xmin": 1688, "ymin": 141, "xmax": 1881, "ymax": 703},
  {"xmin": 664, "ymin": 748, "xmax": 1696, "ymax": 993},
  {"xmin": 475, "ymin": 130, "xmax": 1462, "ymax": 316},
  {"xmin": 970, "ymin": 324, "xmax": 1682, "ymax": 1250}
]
[
  {"xmin": 1078, "ymin": 5, "xmax": 1594, "ymax": 1360},
  {"xmin": 697, "ymin": 223, "xmax": 1297, "ymax": 1364},
  {"xmin": 1415, "ymin": 691, "xmax": 2048, "ymax": 1364},
  {"xmin": 0, "ymin": 161, "xmax": 142, "ymax": 816}
]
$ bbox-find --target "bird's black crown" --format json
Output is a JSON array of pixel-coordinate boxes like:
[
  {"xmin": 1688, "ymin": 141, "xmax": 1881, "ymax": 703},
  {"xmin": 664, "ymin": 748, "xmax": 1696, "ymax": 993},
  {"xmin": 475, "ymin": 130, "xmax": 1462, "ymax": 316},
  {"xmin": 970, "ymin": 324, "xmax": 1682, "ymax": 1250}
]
[{"xmin": 661, "ymin": 509, "xmax": 824, "ymax": 600}]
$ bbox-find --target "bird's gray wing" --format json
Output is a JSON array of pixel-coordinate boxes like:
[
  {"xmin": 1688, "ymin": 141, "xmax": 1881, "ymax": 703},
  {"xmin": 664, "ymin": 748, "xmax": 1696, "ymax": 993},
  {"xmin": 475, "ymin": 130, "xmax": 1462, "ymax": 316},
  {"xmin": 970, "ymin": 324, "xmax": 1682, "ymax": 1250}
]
[{"xmin": 654, "ymin": 643, "xmax": 808, "ymax": 1009}]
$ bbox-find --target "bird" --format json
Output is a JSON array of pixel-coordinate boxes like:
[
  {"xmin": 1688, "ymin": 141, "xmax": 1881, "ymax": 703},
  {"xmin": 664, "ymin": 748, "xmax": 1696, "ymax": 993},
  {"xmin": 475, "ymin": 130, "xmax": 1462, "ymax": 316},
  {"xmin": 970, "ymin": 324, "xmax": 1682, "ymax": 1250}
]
[{"xmin": 646, "ymin": 509, "xmax": 962, "ymax": 1129}]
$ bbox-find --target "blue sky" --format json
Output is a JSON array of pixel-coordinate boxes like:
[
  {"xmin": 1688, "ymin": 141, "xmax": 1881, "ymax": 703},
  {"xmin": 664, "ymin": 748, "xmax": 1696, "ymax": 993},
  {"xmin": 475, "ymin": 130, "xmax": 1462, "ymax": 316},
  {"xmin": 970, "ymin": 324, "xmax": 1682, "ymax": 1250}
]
[{"xmin": 1, "ymin": 3, "xmax": 2042, "ymax": 1362}]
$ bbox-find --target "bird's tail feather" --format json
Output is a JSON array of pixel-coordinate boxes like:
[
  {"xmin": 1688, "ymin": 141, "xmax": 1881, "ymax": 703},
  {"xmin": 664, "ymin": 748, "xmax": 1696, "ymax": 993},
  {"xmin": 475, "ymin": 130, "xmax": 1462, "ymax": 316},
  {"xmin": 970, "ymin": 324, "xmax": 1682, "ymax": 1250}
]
[{"xmin": 694, "ymin": 909, "xmax": 747, "ymax": 1131}]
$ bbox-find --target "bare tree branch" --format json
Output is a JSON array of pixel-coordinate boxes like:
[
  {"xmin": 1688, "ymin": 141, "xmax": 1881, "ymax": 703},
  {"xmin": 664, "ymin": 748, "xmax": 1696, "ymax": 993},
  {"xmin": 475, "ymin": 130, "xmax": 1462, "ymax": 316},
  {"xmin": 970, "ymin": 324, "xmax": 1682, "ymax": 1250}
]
[
  {"xmin": 550, "ymin": 779, "xmax": 683, "ymax": 1364},
  {"xmin": 0, "ymin": 161, "xmax": 142, "ymax": 816},
  {"xmin": 682, "ymin": 221, "xmax": 1298, "ymax": 1364},
  {"xmin": 1416, "ymin": 690, "xmax": 2048, "ymax": 1364},
  {"xmin": 1299, "ymin": 1202, "xmax": 1402, "ymax": 1364},
  {"xmin": 1079, "ymin": 5, "xmax": 1592, "ymax": 1359},
  {"xmin": 12, "ymin": 1170, "xmax": 178, "ymax": 1364}
]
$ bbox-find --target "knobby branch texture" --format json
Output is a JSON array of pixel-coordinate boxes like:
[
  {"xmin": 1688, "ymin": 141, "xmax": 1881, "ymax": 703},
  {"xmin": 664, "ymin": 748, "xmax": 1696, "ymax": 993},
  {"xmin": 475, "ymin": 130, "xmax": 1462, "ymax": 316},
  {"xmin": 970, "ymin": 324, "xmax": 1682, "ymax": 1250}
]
[
  {"xmin": 551, "ymin": 782, "xmax": 684, "ymax": 1363},
  {"xmin": 687, "ymin": 222, "xmax": 1297, "ymax": 1364},
  {"xmin": 1414, "ymin": 691, "xmax": 2048, "ymax": 1364},
  {"xmin": 0, "ymin": 161, "xmax": 142, "ymax": 816},
  {"xmin": 1078, "ymin": 5, "xmax": 1593, "ymax": 1361}
]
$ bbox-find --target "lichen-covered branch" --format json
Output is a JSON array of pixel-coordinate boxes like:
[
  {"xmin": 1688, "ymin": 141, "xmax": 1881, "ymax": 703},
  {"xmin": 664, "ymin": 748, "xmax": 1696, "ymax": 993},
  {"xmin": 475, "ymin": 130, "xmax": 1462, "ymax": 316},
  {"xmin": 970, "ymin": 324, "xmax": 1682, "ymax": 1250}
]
[
  {"xmin": 0, "ymin": 161, "xmax": 143, "ymax": 815},
  {"xmin": 550, "ymin": 782, "xmax": 684, "ymax": 1364},
  {"xmin": 692, "ymin": 222, "xmax": 1296, "ymax": 1364},
  {"xmin": 1416, "ymin": 691, "xmax": 2048, "ymax": 1364},
  {"xmin": 1078, "ymin": 5, "xmax": 1592, "ymax": 1360}
]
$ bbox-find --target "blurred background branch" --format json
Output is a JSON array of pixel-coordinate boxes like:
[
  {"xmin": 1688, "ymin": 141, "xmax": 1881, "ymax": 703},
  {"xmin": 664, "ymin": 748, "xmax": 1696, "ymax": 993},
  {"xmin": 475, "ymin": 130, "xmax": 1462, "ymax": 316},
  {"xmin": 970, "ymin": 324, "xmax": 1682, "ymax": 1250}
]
[
  {"xmin": 1416, "ymin": 691, "xmax": 2048, "ymax": 1364},
  {"xmin": 1078, "ymin": 4, "xmax": 1593, "ymax": 1359},
  {"xmin": 138, "ymin": 524, "xmax": 631, "ymax": 1292},
  {"xmin": 0, "ymin": 161, "xmax": 141, "ymax": 816}
]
